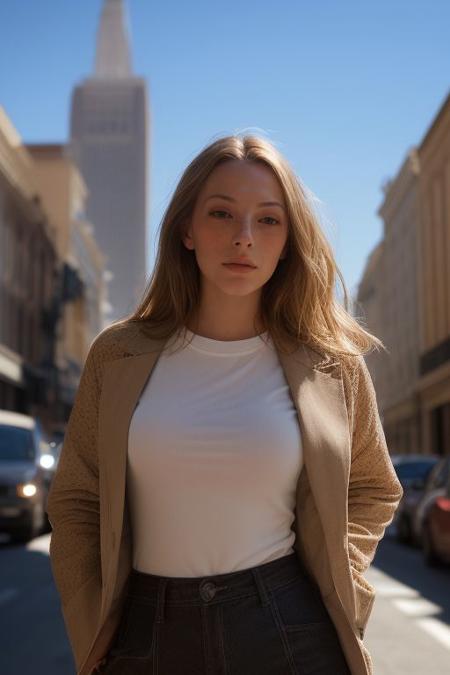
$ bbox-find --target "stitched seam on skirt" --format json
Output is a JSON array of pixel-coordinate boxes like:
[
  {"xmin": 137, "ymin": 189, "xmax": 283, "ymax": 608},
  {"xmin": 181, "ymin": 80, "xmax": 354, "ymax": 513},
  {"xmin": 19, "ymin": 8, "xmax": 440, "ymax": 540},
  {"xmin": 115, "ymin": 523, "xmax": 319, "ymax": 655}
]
[
  {"xmin": 201, "ymin": 605, "xmax": 211, "ymax": 673},
  {"xmin": 267, "ymin": 593, "xmax": 298, "ymax": 675},
  {"xmin": 218, "ymin": 604, "xmax": 229, "ymax": 675},
  {"xmin": 152, "ymin": 617, "xmax": 159, "ymax": 675}
]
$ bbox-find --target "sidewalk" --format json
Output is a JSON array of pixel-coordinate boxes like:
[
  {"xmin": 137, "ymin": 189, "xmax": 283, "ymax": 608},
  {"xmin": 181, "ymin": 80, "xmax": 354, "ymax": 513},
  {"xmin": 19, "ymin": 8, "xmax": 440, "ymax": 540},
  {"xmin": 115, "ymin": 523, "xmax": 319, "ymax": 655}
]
[{"xmin": 364, "ymin": 564, "xmax": 450, "ymax": 674}]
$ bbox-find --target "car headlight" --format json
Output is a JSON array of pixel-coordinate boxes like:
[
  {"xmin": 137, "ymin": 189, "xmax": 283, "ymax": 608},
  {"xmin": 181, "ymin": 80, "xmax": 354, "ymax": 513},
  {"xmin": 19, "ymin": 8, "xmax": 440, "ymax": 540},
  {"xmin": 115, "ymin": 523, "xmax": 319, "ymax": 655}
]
[
  {"xmin": 16, "ymin": 483, "xmax": 38, "ymax": 498},
  {"xmin": 39, "ymin": 453, "xmax": 55, "ymax": 469}
]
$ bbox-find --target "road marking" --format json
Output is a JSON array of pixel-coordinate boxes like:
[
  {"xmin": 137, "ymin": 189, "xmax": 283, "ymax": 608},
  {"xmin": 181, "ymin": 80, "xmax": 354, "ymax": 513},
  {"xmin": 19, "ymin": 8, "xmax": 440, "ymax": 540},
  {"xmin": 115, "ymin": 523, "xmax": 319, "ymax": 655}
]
[
  {"xmin": 369, "ymin": 568, "xmax": 450, "ymax": 651},
  {"xmin": 26, "ymin": 533, "xmax": 51, "ymax": 554},
  {"xmin": 374, "ymin": 581, "xmax": 418, "ymax": 598},
  {"xmin": 416, "ymin": 617, "xmax": 450, "ymax": 650},
  {"xmin": 392, "ymin": 597, "xmax": 441, "ymax": 617}
]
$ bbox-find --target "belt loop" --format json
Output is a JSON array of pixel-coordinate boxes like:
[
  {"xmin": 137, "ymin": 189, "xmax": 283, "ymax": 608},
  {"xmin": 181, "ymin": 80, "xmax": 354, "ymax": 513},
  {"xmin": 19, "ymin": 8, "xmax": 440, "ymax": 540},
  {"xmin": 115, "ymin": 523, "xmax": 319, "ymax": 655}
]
[
  {"xmin": 156, "ymin": 578, "xmax": 168, "ymax": 623},
  {"xmin": 251, "ymin": 568, "xmax": 271, "ymax": 607}
]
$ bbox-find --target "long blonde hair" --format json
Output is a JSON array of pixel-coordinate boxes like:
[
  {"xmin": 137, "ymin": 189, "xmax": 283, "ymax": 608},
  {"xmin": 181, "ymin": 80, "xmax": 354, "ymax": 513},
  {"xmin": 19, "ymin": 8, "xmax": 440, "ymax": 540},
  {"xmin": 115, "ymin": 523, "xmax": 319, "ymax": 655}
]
[{"xmin": 114, "ymin": 133, "xmax": 385, "ymax": 366}]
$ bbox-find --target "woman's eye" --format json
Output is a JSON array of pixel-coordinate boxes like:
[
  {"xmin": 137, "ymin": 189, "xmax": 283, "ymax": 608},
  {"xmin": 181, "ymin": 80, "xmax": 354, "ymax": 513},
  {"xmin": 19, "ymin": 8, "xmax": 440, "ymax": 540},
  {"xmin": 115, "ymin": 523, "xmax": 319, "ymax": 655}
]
[
  {"xmin": 209, "ymin": 210, "xmax": 230, "ymax": 218},
  {"xmin": 209, "ymin": 210, "xmax": 279, "ymax": 225}
]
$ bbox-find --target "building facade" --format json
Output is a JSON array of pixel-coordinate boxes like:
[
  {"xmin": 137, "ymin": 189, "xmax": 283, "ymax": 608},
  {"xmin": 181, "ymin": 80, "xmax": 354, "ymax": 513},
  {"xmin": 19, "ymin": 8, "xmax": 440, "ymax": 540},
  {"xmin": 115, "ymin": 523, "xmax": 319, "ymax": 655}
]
[
  {"xmin": 25, "ymin": 143, "xmax": 108, "ymax": 430},
  {"xmin": 69, "ymin": 0, "xmax": 149, "ymax": 323},
  {"xmin": 359, "ymin": 92, "xmax": 450, "ymax": 457},
  {"xmin": 0, "ymin": 108, "xmax": 59, "ymax": 420},
  {"xmin": 416, "ymin": 93, "xmax": 450, "ymax": 457}
]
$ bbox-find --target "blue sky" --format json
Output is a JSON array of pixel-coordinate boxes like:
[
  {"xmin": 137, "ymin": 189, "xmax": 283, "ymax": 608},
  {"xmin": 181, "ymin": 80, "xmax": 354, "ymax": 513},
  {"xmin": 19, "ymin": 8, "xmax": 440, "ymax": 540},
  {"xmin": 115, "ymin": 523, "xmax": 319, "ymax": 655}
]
[{"xmin": 1, "ymin": 0, "xmax": 449, "ymax": 299}]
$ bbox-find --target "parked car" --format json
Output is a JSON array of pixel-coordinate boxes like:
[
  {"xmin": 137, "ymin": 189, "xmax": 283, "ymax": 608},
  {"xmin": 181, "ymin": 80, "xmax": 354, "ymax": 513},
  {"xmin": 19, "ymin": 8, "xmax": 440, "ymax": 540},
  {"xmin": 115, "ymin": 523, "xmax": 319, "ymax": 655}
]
[
  {"xmin": 0, "ymin": 410, "xmax": 57, "ymax": 542},
  {"xmin": 422, "ymin": 463, "xmax": 450, "ymax": 567},
  {"xmin": 391, "ymin": 454, "xmax": 440, "ymax": 544},
  {"xmin": 412, "ymin": 456, "xmax": 450, "ymax": 548}
]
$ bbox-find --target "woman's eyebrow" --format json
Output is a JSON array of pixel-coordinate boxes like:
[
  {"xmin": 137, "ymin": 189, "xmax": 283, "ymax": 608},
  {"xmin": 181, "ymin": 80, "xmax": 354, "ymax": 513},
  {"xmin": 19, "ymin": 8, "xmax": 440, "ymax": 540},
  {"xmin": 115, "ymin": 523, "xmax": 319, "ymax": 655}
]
[{"xmin": 204, "ymin": 193, "xmax": 286, "ymax": 212}]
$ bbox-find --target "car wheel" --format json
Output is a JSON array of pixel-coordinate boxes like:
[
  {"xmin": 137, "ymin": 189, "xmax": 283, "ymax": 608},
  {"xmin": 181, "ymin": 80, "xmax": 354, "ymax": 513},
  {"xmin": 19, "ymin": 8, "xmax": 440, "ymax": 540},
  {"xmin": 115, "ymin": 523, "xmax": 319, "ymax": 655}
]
[
  {"xmin": 9, "ymin": 504, "xmax": 42, "ymax": 543},
  {"xmin": 396, "ymin": 513, "xmax": 411, "ymax": 544},
  {"xmin": 422, "ymin": 522, "xmax": 442, "ymax": 567},
  {"xmin": 10, "ymin": 524, "xmax": 35, "ymax": 544}
]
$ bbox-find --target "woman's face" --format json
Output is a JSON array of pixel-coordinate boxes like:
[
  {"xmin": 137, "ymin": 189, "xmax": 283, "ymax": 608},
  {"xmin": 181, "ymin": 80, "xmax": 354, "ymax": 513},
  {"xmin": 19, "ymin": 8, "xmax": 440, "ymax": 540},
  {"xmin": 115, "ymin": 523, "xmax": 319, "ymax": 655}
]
[{"xmin": 182, "ymin": 159, "xmax": 289, "ymax": 299}]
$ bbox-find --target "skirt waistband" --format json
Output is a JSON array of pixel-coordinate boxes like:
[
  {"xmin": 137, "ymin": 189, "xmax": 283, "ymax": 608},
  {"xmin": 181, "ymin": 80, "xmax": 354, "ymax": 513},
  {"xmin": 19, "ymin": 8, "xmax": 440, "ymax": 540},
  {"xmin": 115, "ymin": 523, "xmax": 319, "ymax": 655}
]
[{"xmin": 126, "ymin": 551, "xmax": 315, "ymax": 611}]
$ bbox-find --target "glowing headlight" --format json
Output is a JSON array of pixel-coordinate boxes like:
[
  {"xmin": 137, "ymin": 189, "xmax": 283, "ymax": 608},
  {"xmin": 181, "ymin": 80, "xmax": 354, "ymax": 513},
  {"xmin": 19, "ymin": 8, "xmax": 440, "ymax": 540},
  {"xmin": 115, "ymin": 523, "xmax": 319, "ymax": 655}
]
[
  {"xmin": 40, "ymin": 453, "xmax": 55, "ymax": 469},
  {"xmin": 17, "ymin": 483, "xmax": 37, "ymax": 498}
]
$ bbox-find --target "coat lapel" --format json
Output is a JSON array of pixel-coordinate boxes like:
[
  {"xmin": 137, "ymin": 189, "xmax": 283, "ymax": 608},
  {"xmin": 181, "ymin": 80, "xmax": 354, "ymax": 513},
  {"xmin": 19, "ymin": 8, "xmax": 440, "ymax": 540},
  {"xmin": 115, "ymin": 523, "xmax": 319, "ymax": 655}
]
[
  {"xmin": 276, "ymin": 349, "xmax": 356, "ymax": 618},
  {"xmin": 98, "ymin": 347, "xmax": 164, "ymax": 619},
  {"xmin": 97, "ymin": 327, "xmax": 356, "ymax": 626}
]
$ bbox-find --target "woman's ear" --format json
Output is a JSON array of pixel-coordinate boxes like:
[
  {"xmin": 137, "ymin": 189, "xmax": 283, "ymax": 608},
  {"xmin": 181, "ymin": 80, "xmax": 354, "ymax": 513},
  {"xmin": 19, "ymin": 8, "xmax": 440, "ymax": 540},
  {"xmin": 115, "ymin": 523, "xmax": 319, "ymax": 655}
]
[
  {"xmin": 181, "ymin": 221, "xmax": 194, "ymax": 250},
  {"xmin": 279, "ymin": 243, "xmax": 288, "ymax": 260}
]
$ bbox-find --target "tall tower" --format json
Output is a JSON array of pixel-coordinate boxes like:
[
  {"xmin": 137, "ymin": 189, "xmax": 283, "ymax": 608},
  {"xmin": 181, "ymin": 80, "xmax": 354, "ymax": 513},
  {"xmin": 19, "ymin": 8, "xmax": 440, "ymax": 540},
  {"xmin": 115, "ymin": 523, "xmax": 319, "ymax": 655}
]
[{"xmin": 69, "ymin": 0, "xmax": 149, "ymax": 323}]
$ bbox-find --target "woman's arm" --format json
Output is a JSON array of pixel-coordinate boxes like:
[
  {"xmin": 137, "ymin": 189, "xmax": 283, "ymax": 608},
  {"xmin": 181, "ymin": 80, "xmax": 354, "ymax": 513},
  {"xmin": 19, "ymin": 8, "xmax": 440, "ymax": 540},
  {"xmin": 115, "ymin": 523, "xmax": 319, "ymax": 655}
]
[
  {"xmin": 46, "ymin": 336, "xmax": 103, "ymax": 613},
  {"xmin": 346, "ymin": 355, "xmax": 404, "ymax": 633}
]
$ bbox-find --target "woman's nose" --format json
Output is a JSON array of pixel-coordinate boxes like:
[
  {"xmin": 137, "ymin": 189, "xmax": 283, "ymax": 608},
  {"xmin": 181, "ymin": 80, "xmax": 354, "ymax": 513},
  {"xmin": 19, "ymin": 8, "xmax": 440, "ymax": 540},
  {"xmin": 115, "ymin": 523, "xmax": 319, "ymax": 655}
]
[{"xmin": 232, "ymin": 218, "xmax": 254, "ymax": 241}]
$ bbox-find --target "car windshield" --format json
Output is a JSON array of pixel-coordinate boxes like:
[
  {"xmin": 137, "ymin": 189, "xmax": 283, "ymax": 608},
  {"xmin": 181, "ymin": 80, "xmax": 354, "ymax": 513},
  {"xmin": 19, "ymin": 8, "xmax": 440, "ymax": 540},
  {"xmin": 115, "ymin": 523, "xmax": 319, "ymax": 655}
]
[
  {"xmin": 395, "ymin": 461, "xmax": 436, "ymax": 481},
  {"xmin": 0, "ymin": 425, "xmax": 35, "ymax": 461}
]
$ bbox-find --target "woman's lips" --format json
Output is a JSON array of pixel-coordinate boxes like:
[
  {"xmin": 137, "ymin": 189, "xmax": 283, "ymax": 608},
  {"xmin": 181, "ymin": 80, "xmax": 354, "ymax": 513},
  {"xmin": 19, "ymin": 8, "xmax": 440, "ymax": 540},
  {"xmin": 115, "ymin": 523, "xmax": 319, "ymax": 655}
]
[{"xmin": 222, "ymin": 263, "xmax": 256, "ymax": 272}]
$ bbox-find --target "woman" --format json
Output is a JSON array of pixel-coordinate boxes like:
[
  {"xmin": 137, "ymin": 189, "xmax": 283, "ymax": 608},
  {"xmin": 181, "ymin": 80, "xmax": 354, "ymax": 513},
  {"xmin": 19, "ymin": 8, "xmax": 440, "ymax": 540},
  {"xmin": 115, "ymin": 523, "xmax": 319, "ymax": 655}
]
[{"xmin": 46, "ymin": 134, "xmax": 403, "ymax": 675}]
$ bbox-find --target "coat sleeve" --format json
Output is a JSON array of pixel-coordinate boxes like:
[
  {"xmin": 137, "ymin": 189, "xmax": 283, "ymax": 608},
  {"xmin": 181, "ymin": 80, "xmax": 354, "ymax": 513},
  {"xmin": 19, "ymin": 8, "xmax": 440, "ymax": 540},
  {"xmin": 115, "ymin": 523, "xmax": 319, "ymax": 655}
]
[
  {"xmin": 346, "ymin": 355, "xmax": 404, "ymax": 631},
  {"xmin": 45, "ymin": 335, "xmax": 104, "ymax": 668}
]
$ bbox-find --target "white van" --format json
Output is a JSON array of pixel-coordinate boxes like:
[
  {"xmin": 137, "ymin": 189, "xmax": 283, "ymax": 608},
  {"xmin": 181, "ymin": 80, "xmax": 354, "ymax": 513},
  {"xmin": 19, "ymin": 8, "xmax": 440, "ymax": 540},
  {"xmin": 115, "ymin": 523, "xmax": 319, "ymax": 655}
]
[{"xmin": 0, "ymin": 409, "xmax": 56, "ymax": 542}]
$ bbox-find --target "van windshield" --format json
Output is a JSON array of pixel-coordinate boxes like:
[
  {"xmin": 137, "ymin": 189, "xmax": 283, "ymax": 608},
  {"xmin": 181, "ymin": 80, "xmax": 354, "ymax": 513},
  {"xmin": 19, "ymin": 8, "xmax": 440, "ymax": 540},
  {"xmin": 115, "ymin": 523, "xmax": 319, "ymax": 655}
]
[{"xmin": 0, "ymin": 425, "xmax": 35, "ymax": 461}]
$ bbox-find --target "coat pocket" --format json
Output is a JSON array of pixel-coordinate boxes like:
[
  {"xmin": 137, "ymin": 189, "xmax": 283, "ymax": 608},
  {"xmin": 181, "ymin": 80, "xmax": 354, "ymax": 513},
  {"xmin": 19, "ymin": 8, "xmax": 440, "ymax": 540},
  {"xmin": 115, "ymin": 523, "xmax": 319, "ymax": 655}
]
[
  {"xmin": 102, "ymin": 594, "xmax": 158, "ymax": 661},
  {"xmin": 350, "ymin": 567, "xmax": 376, "ymax": 636},
  {"xmin": 270, "ymin": 574, "xmax": 332, "ymax": 630}
]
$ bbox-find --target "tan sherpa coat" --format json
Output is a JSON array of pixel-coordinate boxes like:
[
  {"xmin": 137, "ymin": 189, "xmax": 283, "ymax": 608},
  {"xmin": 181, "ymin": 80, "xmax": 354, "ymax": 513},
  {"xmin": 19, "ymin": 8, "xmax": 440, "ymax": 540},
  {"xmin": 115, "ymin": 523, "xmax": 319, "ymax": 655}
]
[{"xmin": 46, "ymin": 321, "xmax": 403, "ymax": 675}]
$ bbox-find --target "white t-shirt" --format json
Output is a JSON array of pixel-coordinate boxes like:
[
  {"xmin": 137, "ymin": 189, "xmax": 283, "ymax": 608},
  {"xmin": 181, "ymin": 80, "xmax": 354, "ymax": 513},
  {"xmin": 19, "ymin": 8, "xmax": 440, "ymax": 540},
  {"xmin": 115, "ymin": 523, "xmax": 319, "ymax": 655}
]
[{"xmin": 126, "ymin": 327, "xmax": 303, "ymax": 577}]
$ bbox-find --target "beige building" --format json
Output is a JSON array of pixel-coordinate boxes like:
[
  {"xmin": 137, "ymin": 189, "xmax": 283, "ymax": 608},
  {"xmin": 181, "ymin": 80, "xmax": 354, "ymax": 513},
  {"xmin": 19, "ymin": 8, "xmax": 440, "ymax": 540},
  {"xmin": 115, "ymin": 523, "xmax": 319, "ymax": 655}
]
[
  {"xmin": 376, "ymin": 150, "xmax": 421, "ymax": 455},
  {"xmin": 416, "ymin": 93, "xmax": 450, "ymax": 456},
  {"xmin": 25, "ymin": 144, "xmax": 110, "ymax": 428},
  {"xmin": 355, "ymin": 241, "xmax": 385, "ymax": 399},
  {"xmin": 0, "ymin": 104, "xmax": 109, "ymax": 434},
  {"xmin": 359, "ymin": 92, "xmax": 450, "ymax": 457},
  {"xmin": 0, "ymin": 107, "xmax": 58, "ymax": 418}
]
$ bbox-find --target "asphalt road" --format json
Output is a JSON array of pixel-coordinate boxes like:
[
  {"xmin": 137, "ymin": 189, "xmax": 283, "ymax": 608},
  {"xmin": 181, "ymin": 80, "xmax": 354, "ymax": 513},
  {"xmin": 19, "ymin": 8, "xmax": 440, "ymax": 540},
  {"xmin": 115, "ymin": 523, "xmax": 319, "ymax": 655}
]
[{"xmin": 0, "ymin": 527, "xmax": 449, "ymax": 674}]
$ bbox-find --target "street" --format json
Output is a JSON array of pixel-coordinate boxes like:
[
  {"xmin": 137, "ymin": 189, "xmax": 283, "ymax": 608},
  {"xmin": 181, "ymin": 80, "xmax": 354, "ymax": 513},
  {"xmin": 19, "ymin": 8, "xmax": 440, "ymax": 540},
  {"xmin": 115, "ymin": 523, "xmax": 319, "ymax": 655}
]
[
  {"xmin": 0, "ymin": 529, "xmax": 449, "ymax": 674},
  {"xmin": 365, "ymin": 527, "xmax": 450, "ymax": 673}
]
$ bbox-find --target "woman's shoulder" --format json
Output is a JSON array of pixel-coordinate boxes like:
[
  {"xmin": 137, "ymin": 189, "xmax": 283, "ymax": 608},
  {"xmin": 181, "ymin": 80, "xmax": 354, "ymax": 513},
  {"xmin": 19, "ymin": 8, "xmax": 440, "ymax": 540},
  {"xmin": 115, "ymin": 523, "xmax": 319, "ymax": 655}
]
[
  {"xmin": 87, "ymin": 319, "xmax": 168, "ymax": 366},
  {"xmin": 88, "ymin": 320, "xmax": 143, "ymax": 364},
  {"xmin": 338, "ymin": 351, "xmax": 382, "ymax": 428}
]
